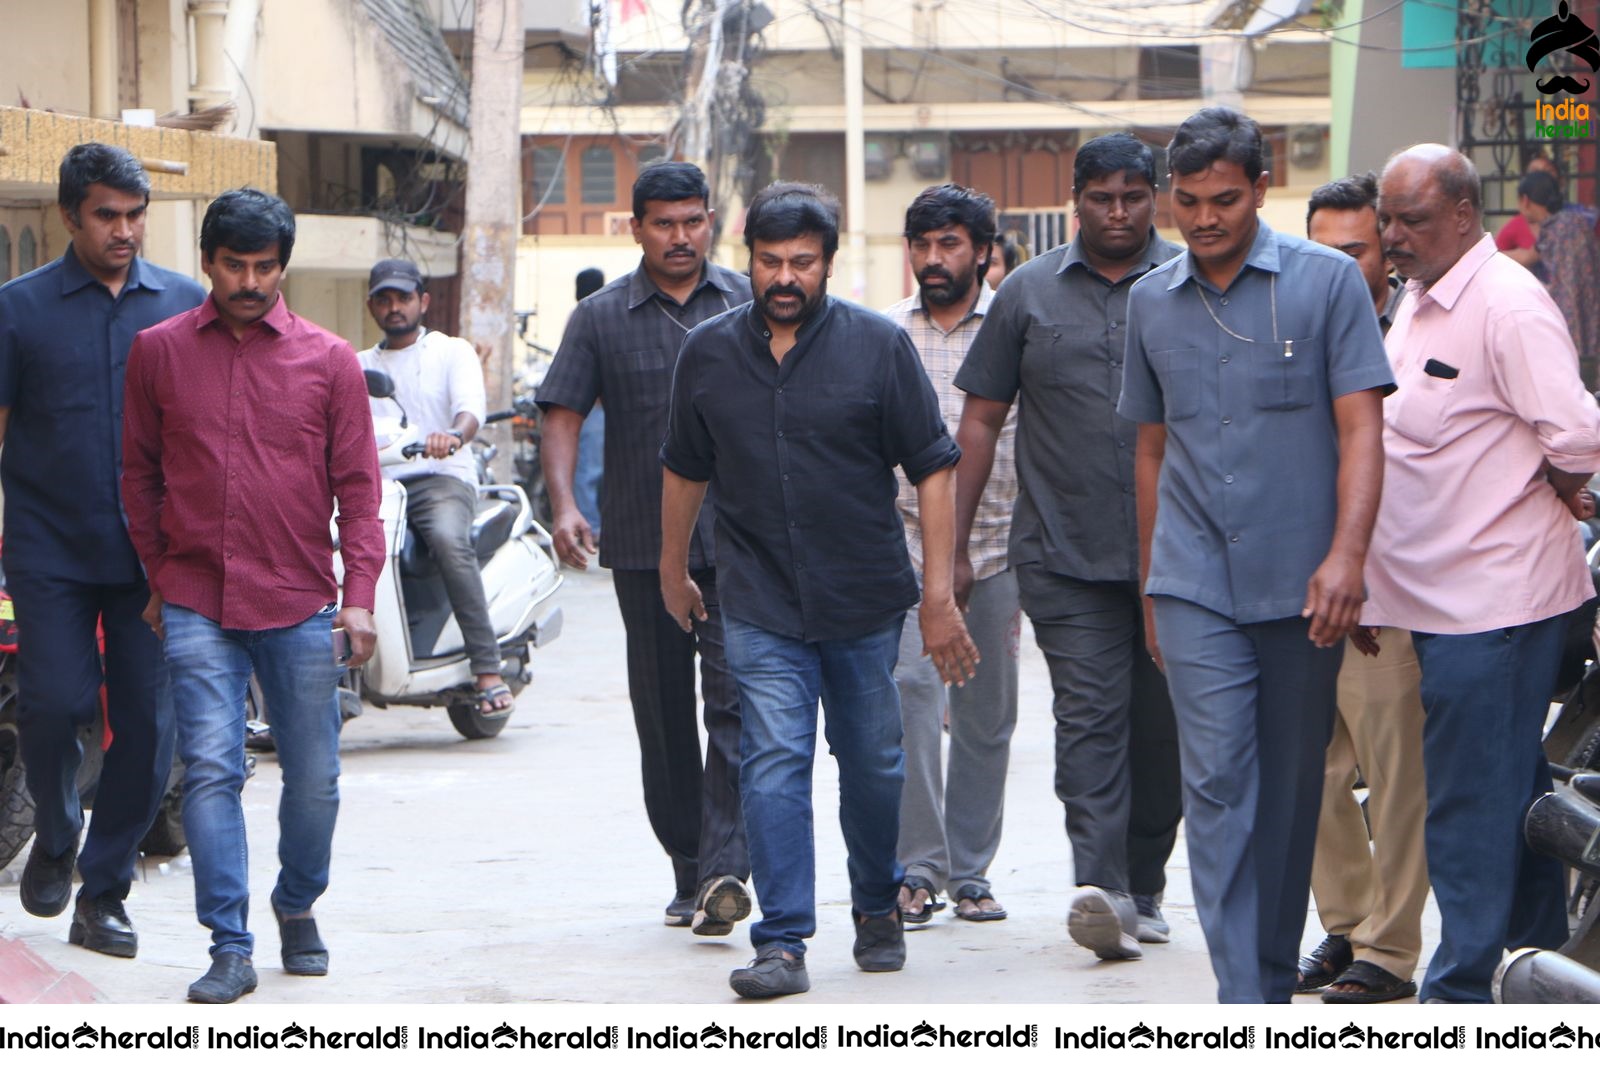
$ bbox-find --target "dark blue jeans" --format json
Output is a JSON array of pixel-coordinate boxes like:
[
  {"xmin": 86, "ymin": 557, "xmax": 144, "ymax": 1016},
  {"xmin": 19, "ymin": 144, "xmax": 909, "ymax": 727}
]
[
  {"xmin": 1412, "ymin": 616, "xmax": 1571, "ymax": 1003},
  {"xmin": 722, "ymin": 615, "xmax": 905, "ymax": 957},
  {"xmin": 163, "ymin": 602, "xmax": 343, "ymax": 959}
]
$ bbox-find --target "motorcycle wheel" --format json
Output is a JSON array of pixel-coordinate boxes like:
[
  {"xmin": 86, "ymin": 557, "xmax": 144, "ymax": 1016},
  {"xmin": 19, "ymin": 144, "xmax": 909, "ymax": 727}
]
[{"xmin": 447, "ymin": 700, "xmax": 511, "ymax": 740}]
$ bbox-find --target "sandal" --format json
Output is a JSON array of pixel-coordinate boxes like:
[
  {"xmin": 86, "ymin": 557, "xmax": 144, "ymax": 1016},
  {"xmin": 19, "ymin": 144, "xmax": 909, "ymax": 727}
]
[
  {"xmin": 1321, "ymin": 959, "xmax": 1417, "ymax": 1004},
  {"xmin": 898, "ymin": 875, "xmax": 946, "ymax": 925},
  {"xmin": 1295, "ymin": 933, "xmax": 1353, "ymax": 993},
  {"xmin": 952, "ymin": 883, "xmax": 1007, "ymax": 921},
  {"xmin": 476, "ymin": 682, "xmax": 515, "ymax": 718}
]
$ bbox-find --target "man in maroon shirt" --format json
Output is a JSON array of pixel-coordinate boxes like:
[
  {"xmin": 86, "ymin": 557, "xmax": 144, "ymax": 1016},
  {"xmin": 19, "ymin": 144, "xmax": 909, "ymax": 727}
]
[{"xmin": 122, "ymin": 188, "xmax": 383, "ymax": 1004}]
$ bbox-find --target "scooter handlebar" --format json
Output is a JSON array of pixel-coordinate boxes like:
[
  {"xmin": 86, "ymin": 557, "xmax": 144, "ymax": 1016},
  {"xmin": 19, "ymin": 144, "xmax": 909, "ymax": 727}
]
[{"xmin": 401, "ymin": 443, "xmax": 428, "ymax": 459}]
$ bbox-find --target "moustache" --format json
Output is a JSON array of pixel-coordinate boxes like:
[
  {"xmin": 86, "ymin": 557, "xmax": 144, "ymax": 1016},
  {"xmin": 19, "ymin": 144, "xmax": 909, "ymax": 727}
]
[
  {"xmin": 918, "ymin": 270, "xmax": 954, "ymax": 285},
  {"xmin": 1537, "ymin": 75, "xmax": 1592, "ymax": 94},
  {"xmin": 231, "ymin": 290, "xmax": 268, "ymax": 302},
  {"xmin": 763, "ymin": 284, "xmax": 807, "ymax": 302}
]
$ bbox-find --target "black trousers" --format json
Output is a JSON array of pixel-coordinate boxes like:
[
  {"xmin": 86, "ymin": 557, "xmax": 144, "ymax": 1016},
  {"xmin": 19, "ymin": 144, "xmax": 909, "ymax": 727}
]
[
  {"xmin": 1015, "ymin": 565, "xmax": 1183, "ymax": 896},
  {"xmin": 611, "ymin": 567, "xmax": 747, "ymax": 896},
  {"xmin": 12, "ymin": 572, "xmax": 173, "ymax": 900}
]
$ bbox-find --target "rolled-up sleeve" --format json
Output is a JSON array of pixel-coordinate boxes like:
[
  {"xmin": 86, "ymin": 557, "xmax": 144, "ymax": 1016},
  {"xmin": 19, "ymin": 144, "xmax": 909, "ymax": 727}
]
[
  {"xmin": 326, "ymin": 341, "xmax": 385, "ymax": 611},
  {"xmin": 660, "ymin": 328, "xmax": 714, "ymax": 483},
  {"xmin": 1488, "ymin": 303, "xmax": 1600, "ymax": 471},
  {"xmin": 1117, "ymin": 279, "xmax": 1165, "ymax": 424},
  {"xmin": 881, "ymin": 329, "xmax": 960, "ymax": 484}
]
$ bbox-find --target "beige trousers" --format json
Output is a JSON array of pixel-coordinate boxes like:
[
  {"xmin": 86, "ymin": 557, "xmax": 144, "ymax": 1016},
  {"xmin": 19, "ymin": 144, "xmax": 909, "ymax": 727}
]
[{"xmin": 1309, "ymin": 628, "xmax": 1430, "ymax": 979}]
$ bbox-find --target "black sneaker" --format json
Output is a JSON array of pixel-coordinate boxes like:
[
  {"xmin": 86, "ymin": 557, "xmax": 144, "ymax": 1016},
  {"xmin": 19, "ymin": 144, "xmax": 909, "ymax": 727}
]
[
  {"xmin": 692, "ymin": 875, "xmax": 752, "ymax": 937},
  {"xmin": 729, "ymin": 945, "xmax": 809, "ymax": 999},
  {"xmin": 852, "ymin": 909, "xmax": 906, "ymax": 972},
  {"xmin": 1132, "ymin": 893, "xmax": 1170, "ymax": 944},
  {"xmin": 20, "ymin": 836, "xmax": 78, "ymax": 918},
  {"xmin": 187, "ymin": 953, "xmax": 258, "ymax": 1004},
  {"xmin": 69, "ymin": 890, "xmax": 138, "ymax": 958}
]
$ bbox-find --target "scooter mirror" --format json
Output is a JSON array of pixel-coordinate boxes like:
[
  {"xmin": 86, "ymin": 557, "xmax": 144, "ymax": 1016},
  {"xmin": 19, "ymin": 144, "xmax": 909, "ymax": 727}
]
[{"xmin": 365, "ymin": 369, "xmax": 397, "ymax": 399}]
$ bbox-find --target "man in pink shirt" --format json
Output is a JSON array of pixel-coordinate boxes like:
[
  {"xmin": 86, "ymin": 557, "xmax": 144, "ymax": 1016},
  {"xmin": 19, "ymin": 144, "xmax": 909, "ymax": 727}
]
[{"xmin": 1369, "ymin": 144, "xmax": 1600, "ymax": 1003}]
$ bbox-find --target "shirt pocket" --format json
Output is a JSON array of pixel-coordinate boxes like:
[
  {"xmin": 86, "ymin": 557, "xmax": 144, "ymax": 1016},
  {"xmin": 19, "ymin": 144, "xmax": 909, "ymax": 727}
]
[
  {"xmin": 1249, "ymin": 336, "xmax": 1317, "ymax": 411},
  {"xmin": 1151, "ymin": 347, "xmax": 1201, "ymax": 421},
  {"xmin": 1385, "ymin": 366, "xmax": 1455, "ymax": 448},
  {"xmin": 1021, "ymin": 322, "xmax": 1084, "ymax": 389},
  {"xmin": 612, "ymin": 348, "xmax": 672, "ymax": 412}
]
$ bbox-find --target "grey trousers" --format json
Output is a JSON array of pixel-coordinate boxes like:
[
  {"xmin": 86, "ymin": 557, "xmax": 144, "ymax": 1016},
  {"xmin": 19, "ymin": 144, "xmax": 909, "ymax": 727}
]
[
  {"xmin": 1015, "ymin": 565, "xmax": 1182, "ymax": 896},
  {"xmin": 405, "ymin": 474, "xmax": 501, "ymax": 675},
  {"xmin": 1154, "ymin": 596, "xmax": 1342, "ymax": 1004},
  {"xmin": 894, "ymin": 569, "xmax": 1021, "ymax": 894}
]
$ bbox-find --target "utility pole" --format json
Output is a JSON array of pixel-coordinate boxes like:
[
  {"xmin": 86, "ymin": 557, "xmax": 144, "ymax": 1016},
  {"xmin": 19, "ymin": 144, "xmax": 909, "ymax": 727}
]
[
  {"xmin": 459, "ymin": 0, "xmax": 523, "ymax": 480},
  {"xmin": 842, "ymin": 0, "xmax": 866, "ymax": 303}
]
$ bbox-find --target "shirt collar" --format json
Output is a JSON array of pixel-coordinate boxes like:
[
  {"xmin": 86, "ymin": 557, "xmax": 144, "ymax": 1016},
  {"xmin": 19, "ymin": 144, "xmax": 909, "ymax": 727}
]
[
  {"xmin": 57, "ymin": 244, "xmax": 162, "ymax": 296},
  {"xmin": 743, "ymin": 293, "xmax": 836, "ymax": 345},
  {"xmin": 626, "ymin": 258, "xmax": 734, "ymax": 310},
  {"xmin": 908, "ymin": 281, "xmax": 993, "ymax": 329},
  {"xmin": 196, "ymin": 291, "xmax": 292, "ymax": 335},
  {"xmin": 1406, "ymin": 232, "xmax": 1496, "ymax": 312},
  {"xmin": 1166, "ymin": 218, "xmax": 1280, "ymax": 292},
  {"xmin": 1060, "ymin": 228, "xmax": 1171, "ymax": 280}
]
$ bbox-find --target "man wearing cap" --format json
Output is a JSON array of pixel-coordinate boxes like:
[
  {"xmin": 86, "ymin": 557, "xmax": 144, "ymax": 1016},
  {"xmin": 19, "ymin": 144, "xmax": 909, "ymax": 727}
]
[{"xmin": 357, "ymin": 258, "xmax": 504, "ymax": 713}]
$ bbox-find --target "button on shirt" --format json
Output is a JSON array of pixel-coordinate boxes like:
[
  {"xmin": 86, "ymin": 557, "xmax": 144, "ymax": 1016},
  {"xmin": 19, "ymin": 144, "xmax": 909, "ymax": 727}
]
[
  {"xmin": 0, "ymin": 249, "xmax": 204, "ymax": 583},
  {"xmin": 886, "ymin": 284, "xmax": 1015, "ymax": 581},
  {"xmin": 358, "ymin": 328, "xmax": 487, "ymax": 486},
  {"xmin": 1118, "ymin": 221, "xmax": 1394, "ymax": 624},
  {"xmin": 538, "ymin": 260, "xmax": 752, "ymax": 571},
  {"xmin": 1365, "ymin": 233, "xmax": 1600, "ymax": 634},
  {"xmin": 958, "ymin": 230, "xmax": 1182, "ymax": 583},
  {"xmin": 122, "ymin": 295, "xmax": 385, "ymax": 630},
  {"xmin": 661, "ymin": 297, "xmax": 961, "ymax": 641}
]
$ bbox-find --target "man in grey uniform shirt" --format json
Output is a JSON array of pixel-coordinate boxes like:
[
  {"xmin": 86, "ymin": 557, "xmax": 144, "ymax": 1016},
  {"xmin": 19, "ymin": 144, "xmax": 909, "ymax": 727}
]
[
  {"xmin": 1117, "ymin": 108, "xmax": 1392, "ymax": 1002},
  {"xmin": 955, "ymin": 133, "xmax": 1184, "ymax": 958}
]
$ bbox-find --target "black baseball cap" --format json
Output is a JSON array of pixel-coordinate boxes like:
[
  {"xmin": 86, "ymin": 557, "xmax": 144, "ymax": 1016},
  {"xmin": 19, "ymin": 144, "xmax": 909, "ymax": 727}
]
[{"xmin": 368, "ymin": 258, "xmax": 424, "ymax": 297}]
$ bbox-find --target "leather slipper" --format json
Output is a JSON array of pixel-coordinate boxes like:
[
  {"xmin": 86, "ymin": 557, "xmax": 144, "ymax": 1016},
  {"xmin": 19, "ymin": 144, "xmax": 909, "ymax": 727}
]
[
  {"xmin": 1321, "ymin": 959, "xmax": 1417, "ymax": 1004},
  {"xmin": 952, "ymin": 883, "xmax": 1007, "ymax": 922},
  {"xmin": 1296, "ymin": 933, "xmax": 1353, "ymax": 993}
]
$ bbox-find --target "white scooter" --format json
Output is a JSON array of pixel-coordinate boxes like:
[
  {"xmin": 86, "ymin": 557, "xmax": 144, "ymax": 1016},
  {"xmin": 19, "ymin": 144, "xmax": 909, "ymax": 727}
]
[{"xmin": 334, "ymin": 368, "xmax": 564, "ymax": 739}]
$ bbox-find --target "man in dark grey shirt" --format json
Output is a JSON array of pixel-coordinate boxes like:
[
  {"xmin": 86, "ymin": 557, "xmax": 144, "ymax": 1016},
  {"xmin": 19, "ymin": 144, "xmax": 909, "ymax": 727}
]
[
  {"xmin": 954, "ymin": 134, "xmax": 1184, "ymax": 962},
  {"xmin": 661, "ymin": 182, "xmax": 976, "ymax": 999},
  {"xmin": 539, "ymin": 163, "xmax": 753, "ymax": 935}
]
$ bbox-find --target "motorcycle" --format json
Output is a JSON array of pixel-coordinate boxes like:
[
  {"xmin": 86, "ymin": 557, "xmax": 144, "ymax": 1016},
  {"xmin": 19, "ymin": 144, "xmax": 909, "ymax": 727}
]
[{"xmin": 334, "ymin": 368, "xmax": 564, "ymax": 740}]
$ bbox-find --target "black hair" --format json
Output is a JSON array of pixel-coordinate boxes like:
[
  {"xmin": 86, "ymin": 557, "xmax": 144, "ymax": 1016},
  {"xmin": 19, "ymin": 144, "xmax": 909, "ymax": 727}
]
[
  {"xmin": 1167, "ymin": 106, "xmax": 1266, "ymax": 183},
  {"xmin": 632, "ymin": 161, "xmax": 711, "ymax": 219},
  {"xmin": 743, "ymin": 182, "xmax": 840, "ymax": 259},
  {"xmin": 576, "ymin": 266, "xmax": 606, "ymax": 300},
  {"xmin": 200, "ymin": 188, "xmax": 297, "ymax": 266},
  {"xmin": 1305, "ymin": 171, "xmax": 1379, "ymax": 231},
  {"xmin": 58, "ymin": 142, "xmax": 150, "ymax": 222},
  {"xmin": 1518, "ymin": 169, "xmax": 1565, "ymax": 214},
  {"xmin": 1073, "ymin": 132, "xmax": 1157, "ymax": 195},
  {"xmin": 995, "ymin": 229, "xmax": 1031, "ymax": 275},
  {"xmin": 902, "ymin": 184, "xmax": 997, "ymax": 252}
]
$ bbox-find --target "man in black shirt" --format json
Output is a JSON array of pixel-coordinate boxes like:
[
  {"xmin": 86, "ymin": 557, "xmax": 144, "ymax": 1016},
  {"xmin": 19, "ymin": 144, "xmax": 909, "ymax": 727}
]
[
  {"xmin": 661, "ymin": 182, "xmax": 977, "ymax": 999},
  {"xmin": 540, "ymin": 163, "xmax": 753, "ymax": 934}
]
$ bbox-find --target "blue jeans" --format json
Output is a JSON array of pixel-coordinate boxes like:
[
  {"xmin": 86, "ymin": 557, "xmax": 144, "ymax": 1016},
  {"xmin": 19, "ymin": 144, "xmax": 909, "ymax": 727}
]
[
  {"xmin": 574, "ymin": 403, "xmax": 604, "ymax": 538},
  {"xmin": 163, "ymin": 602, "xmax": 343, "ymax": 958},
  {"xmin": 723, "ymin": 615, "xmax": 906, "ymax": 957},
  {"xmin": 1412, "ymin": 616, "xmax": 1571, "ymax": 1003}
]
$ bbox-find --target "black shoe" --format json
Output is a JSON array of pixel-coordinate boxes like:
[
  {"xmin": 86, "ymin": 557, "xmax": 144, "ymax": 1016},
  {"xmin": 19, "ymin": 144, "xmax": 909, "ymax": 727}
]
[
  {"xmin": 852, "ymin": 909, "xmax": 906, "ymax": 972},
  {"xmin": 68, "ymin": 891, "xmax": 137, "ymax": 958},
  {"xmin": 664, "ymin": 890, "xmax": 695, "ymax": 927},
  {"xmin": 1296, "ymin": 933, "xmax": 1353, "ymax": 994},
  {"xmin": 275, "ymin": 908, "xmax": 329, "ymax": 976},
  {"xmin": 20, "ymin": 836, "xmax": 78, "ymax": 918},
  {"xmin": 187, "ymin": 953, "xmax": 258, "ymax": 1004},
  {"xmin": 692, "ymin": 875, "xmax": 752, "ymax": 937},
  {"xmin": 729, "ymin": 945, "xmax": 810, "ymax": 999}
]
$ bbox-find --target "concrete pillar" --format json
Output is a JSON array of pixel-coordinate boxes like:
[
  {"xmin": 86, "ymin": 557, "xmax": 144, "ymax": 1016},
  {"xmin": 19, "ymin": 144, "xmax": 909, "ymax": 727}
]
[
  {"xmin": 189, "ymin": 0, "xmax": 231, "ymax": 110},
  {"xmin": 89, "ymin": 0, "xmax": 119, "ymax": 119},
  {"xmin": 842, "ymin": 0, "xmax": 866, "ymax": 303}
]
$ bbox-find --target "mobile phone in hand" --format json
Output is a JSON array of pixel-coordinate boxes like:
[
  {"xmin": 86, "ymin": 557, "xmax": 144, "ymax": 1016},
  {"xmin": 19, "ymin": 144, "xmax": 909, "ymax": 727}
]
[{"xmin": 333, "ymin": 627, "xmax": 353, "ymax": 665}]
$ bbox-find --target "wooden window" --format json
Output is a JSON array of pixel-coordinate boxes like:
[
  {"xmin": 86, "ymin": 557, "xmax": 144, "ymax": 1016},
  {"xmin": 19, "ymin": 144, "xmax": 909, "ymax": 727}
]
[
  {"xmin": 580, "ymin": 146, "xmax": 616, "ymax": 204},
  {"xmin": 0, "ymin": 227, "xmax": 10, "ymax": 285},
  {"xmin": 521, "ymin": 137, "xmax": 666, "ymax": 235},
  {"xmin": 18, "ymin": 227, "xmax": 36, "ymax": 275}
]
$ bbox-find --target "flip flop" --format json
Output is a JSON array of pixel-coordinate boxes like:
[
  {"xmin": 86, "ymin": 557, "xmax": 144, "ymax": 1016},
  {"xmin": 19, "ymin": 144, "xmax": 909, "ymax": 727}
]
[
  {"xmin": 952, "ymin": 883, "xmax": 1007, "ymax": 921},
  {"xmin": 898, "ymin": 875, "xmax": 946, "ymax": 925},
  {"xmin": 1320, "ymin": 960, "xmax": 1418, "ymax": 1004},
  {"xmin": 475, "ymin": 683, "xmax": 515, "ymax": 718}
]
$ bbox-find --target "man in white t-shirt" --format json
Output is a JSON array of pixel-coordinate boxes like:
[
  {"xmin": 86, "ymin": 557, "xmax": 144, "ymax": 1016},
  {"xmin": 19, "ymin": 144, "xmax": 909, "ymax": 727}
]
[{"xmin": 358, "ymin": 259, "xmax": 507, "ymax": 714}]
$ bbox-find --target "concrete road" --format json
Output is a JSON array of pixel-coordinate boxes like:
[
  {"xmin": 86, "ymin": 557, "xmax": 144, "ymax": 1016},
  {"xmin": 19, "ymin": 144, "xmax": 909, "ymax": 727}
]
[{"xmin": 0, "ymin": 567, "xmax": 1436, "ymax": 1004}]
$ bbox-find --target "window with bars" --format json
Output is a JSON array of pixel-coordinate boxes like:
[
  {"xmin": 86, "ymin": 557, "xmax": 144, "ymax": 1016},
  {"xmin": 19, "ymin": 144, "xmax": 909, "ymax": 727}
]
[{"xmin": 580, "ymin": 147, "xmax": 616, "ymax": 204}]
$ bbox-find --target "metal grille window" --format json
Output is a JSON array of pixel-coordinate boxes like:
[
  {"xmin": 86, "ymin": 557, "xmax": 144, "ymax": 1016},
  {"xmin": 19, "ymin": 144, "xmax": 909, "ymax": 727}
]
[
  {"xmin": 638, "ymin": 143, "xmax": 667, "ymax": 169},
  {"xmin": 580, "ymin": 146, "xmax": 616, "ymax": 204},
  {"xmin": 533, "ymin": 146, "xmax": 566, "ymax": 205}
]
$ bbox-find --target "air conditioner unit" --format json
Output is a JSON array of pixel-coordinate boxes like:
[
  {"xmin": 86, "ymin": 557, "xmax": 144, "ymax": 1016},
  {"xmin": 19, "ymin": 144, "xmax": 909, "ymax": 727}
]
[{"xmin": 864, "ymin": 138, "xmax": 893, "ymax": 181}]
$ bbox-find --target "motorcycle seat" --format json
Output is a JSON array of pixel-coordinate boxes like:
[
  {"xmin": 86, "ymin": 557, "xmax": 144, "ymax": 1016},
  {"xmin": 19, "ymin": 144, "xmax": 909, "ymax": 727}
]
[{"xmin": 397, "ymin": 499, "xmax": 517, "ymax": 579}]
